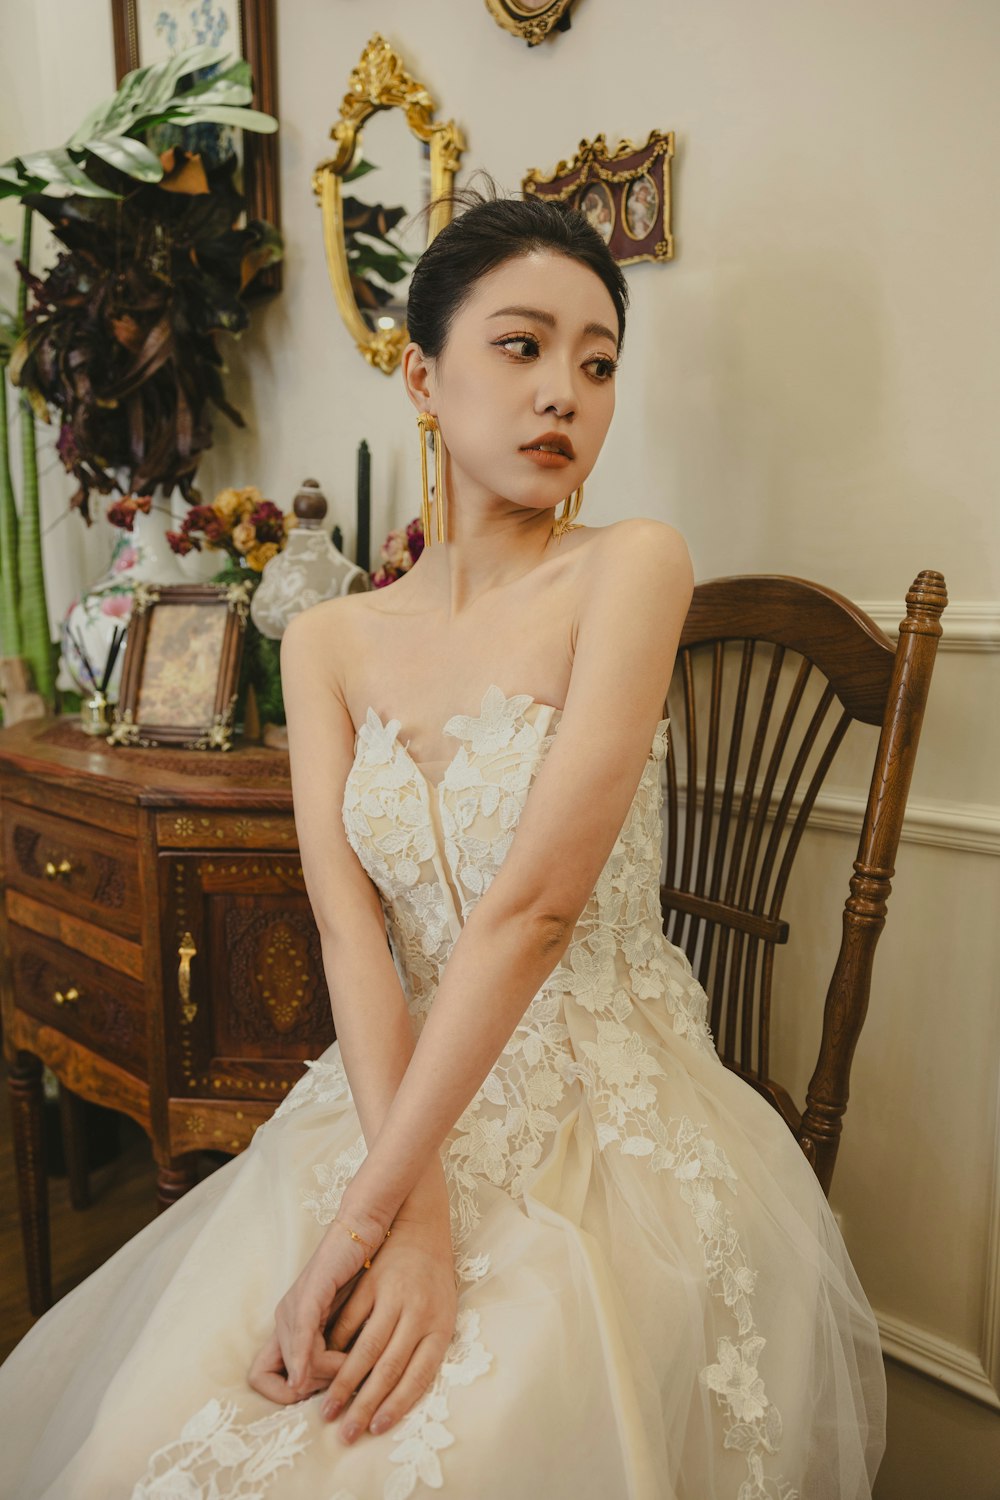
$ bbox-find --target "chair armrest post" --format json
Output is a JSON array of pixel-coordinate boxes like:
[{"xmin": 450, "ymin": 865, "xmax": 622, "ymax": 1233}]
[{"xmin": 800, "ymin": 570, "xmax": 947, "ymax": 1192}]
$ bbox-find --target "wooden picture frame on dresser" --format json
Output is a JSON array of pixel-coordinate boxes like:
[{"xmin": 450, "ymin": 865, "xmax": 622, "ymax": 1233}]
[{"xmin": 0, "ymin": 718, "xmax": 335, "ymax": 1314}]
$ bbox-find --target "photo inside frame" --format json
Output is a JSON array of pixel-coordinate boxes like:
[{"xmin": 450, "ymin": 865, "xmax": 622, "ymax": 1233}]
[
  {"xmin": 137, "ymin": 604, "xmax": 228, "ymax": 727},
  {"xmin": 136, "ymin": 0, "xmax": 246, "ymax": 182}
]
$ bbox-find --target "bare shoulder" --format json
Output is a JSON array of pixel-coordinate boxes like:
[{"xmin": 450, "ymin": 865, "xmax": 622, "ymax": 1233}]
[
  {"xmin": 279, "ymin": 594, "xmax": 368, "ymax": 703},
  {"xmin": 578, "ymin": 518, "xmax": 693, "ymax": 597}
]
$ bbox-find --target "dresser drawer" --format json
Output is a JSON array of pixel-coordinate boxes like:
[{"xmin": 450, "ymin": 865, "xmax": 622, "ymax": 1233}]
[
  {"xmin": 8, "ymin": 923, "xmax": 148, "ymax": 1079},
  {"xmin": 3, "ymin": 803, "xmax": 140, "ymax": 938}
]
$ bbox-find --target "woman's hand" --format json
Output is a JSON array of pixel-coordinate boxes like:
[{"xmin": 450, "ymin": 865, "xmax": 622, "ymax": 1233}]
[
  {"xmin": 248, "ymin": 1205, "xmax": 390, "ymax": 1405},
  {"xmin": 320, "ymin": 1211, "xmax": 457, "ymax": 1443}
]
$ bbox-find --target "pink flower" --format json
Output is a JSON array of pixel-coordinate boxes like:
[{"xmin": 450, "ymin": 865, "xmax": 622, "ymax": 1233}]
[
  {"xmin": 101, "ymin": 594, "xmax": 132, "ymax": 617},
  {"xmin": 113, "ymin": 546, "xmax": 137, "ymax": 574}
]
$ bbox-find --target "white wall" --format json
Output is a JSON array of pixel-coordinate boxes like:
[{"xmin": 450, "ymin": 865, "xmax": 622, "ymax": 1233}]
[{"xmin": 2, "ymin": 0, "xmax": 998, "ymax": 1491}]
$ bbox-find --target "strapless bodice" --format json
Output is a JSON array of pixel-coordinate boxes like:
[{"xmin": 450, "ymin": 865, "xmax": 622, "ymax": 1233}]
[{"xmin": 341, "ymin": 684, "xmax": 713, "ymax": 1053}]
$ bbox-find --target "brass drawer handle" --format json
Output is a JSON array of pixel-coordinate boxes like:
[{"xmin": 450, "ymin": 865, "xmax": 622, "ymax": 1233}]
[
  {"xmin": 44, "ymin": 857, "xmax": 73, "ymax": 881},
  {"xmin": 178, "ymin": 931, "xmax": 197, "ymax": 1023},
  {"xmin": 53, "ymin": 986, "xmax": 81, "ymax": 1006}
]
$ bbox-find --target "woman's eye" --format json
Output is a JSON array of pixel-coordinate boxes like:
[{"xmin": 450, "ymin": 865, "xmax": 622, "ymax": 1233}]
[
  {"xmin": 493, "ymin": 335, "xmax": 616, "ymax": 379},
  {"xmin": 496, "ymin": 335, "xmax": 540, "ymax": 358}
]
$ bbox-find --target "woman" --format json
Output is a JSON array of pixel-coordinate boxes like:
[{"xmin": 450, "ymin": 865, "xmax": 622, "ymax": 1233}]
[{"xmin": 2, "ymin": 192, "xmax": 886, "ymax": 1499}]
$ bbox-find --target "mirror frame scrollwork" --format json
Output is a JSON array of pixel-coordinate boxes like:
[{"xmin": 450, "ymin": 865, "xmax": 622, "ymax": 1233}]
[{"xmin": 312, "ymin": 34, "xmax": 466, "ymax": 375}]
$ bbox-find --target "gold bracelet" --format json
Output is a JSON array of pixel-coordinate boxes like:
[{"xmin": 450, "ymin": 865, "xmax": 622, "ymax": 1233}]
[{"xmin": 332, "ymin": 1218, "xmax": 392, "ymax": 1269}]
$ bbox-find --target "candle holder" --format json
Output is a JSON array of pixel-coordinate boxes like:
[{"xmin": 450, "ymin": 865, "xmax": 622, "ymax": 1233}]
[{"xmin": 80, "ymin": 690, "xmax": 110, "ymax": 736}]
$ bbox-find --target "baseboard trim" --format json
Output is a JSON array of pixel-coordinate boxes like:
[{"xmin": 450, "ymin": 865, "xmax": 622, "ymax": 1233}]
[{"xmin": 877, "ymin": 1308, "xmax": 1000, "ymax": 1410}]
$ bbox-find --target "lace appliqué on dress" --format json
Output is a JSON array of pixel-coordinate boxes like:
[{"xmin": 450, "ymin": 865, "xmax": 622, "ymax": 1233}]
[
  {"xmin": 321, "ymin": 1309, "xmax": 492, "ymax": 1500},
  {"xmin": 130, "ymin": 1398, "xmax": 310, "ymax": 1499},
  {"xmin": 269, "ymin": 1053, "xmax": 352, "ymax": 1125},
  {"xmin": 337, "ymin": 688, "xmax": 796, "ymax": 1498},
  {"xmin": 377, "ymin": 1308, "xmax": 492, "ymax": 1500},
  {"xmin": 131, "ymin": 1312, "xmax": 493, "ymax": 1500},
  {"xmin": 564, "ymin": 1058, "xmax": 798, "ymax": 1500}
]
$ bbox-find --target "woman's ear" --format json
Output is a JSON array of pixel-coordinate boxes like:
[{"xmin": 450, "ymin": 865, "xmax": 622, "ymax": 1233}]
[{"xmin": 401, "ymin": 342, "xmax": 435, "ymax": 414}]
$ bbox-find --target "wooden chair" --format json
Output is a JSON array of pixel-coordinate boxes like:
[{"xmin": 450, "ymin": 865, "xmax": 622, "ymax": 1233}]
[{"xmin": 660, "ymin": 569, "xmax": 947, "ymax": 1195}]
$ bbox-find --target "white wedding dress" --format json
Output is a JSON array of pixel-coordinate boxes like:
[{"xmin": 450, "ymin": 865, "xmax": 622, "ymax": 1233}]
[{"xmin": 2, "ymin": 686, "xmax": 886, "ymax": 1500}]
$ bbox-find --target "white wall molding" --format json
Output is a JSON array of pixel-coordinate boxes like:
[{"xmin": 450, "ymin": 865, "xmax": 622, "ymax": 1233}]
[
  {"xmin": 693, "ymin": 781, "xmax": 1000, "ymax": 857},
  {"xmin": 805, "ymin": 788, "xmax": 1000, "ymax": 857},
  {"xmin": 980, "ymin": 1077, "xmax": 1000, "ymax": 1405},
  {"xmin": 859, "ymin": 600, "xmax": 1000, "ymax": 654},
  {"xmin": 877, "ymin": 1078, "xmax": 1000, "ymax": 1412},
  {"xmin": 877, "ymin": 1309, "xmax": 1000, "ymax": 1411}
]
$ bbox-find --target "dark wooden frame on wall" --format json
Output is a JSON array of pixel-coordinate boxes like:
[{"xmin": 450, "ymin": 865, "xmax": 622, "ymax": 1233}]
[
  {"xmin": 110, "ymin": 0, "xmax": 281, "ymax": 295},
  {"xmin": 109, "ymin": 583, "xmax": 248, "ymax": 751}
]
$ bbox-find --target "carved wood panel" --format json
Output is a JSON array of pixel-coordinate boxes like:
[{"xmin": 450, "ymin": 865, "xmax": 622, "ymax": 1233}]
[{"xmin": 160, "ymin": 853, "xmax": 334, "ymax": 1103}]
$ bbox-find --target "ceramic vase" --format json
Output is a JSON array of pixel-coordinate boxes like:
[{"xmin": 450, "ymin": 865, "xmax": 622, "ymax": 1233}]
[
  {"xmin": 60, "ymin": 504, "xmax": 187, "ymax": 701},
  {"xmin": 250, "ymin": 479, "xmax": 369, "ymax": 641}
]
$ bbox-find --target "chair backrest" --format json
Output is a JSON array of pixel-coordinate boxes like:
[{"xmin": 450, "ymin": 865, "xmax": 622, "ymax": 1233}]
[{"xmin": 660, "ymin": 569, "xmax": 947, "ymax": 1194}]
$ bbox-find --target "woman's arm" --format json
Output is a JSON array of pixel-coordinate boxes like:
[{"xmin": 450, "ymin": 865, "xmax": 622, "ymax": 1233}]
[
  {"xmin": 339, "ymin": 520, "xmax": 694, "ymax": 1239},
  {"xmin": 282, "ymin": 607, "xmax": 448, "ymax": 1222}
]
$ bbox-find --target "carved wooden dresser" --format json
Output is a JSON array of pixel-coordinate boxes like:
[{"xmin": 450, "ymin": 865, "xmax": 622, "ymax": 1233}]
[{"xmin": 0, "ymin": 716, "xmax": 333, "ymax": 1313}]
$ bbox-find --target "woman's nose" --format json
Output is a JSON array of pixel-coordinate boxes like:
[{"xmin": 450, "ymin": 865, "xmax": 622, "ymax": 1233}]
[{"xmin": 533, "ymin": 376, "xmax": 577, "ymax": 422}]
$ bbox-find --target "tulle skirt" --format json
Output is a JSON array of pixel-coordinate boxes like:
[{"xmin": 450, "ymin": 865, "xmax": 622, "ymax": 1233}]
[{"xmin": 1, "ymin": 1000, "xmax": 886, "ymax": 1500}]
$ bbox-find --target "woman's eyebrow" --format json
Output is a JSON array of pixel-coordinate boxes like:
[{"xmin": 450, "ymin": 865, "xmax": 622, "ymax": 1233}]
[{"xmin": 488, "ymin": 305, "xmax": 617, "ymax": 346}]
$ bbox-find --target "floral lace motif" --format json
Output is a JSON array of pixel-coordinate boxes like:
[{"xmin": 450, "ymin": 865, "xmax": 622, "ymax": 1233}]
[
  {"xmin": 321, "ymin": 1310, "xmax": 492, "ymax": 1500},
  {"xmin": 130, "ymin": 1309, "xmax": 492, "ymax": 1500},
  {"xmin": 130, "ymin": 1398, "xmax": 310, "ymax": 1498},
  {"xmin": 270, "ymin": 1053, "xmax": 352, "ymax": 1123},
  {"xmin": 336, "ymin": 685, "xmax": 794, "ymax": 1498}
]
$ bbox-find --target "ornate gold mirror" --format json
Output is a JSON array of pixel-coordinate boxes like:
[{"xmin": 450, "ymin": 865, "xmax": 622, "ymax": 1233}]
[
  {"xmin": 313, "ymin": 35, "xmax": 465, "ymax": 374},
  {"xmin": 483, "ymin": 0, "xmax": 577, "ymax": 46}
]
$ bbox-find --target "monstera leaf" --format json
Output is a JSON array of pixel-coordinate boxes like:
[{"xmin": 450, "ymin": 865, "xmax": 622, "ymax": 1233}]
[{"xmin": 0, "ymin": 46, "xmax": 276, "ymax": 202}]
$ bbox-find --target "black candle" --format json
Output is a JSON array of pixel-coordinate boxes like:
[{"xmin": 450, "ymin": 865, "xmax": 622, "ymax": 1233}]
[{"xmin": 356, "ymin": 440, "xmax": 371, "ymax": 571}]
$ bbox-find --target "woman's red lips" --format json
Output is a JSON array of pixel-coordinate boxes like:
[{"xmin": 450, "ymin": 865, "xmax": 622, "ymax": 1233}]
[
  {"xmin": 521, "ymin": 448, "xmax": 572, "ymax": 468},
  {"xmin": 521, "ymin": 435, "xmax": 575, "ymax": 456}
]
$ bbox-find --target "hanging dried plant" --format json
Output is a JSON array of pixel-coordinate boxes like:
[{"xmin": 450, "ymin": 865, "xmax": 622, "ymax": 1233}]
[{"xmin": 10, "ymin": 146, "xmax": 281, "ymax": 522}]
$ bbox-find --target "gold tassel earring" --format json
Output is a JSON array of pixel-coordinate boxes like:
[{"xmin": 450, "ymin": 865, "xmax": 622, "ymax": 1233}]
[
  {"xmin": 417, "ymin": 413, "xmax": 446, "ymax": 545},
  {"xmin": 551, "ymin": 483, "xmax": 584, "ymax": 540}
]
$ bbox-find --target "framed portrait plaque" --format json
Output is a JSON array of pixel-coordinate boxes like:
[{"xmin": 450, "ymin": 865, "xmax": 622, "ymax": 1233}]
[
  {"xmin": 523, "ymin": 129, "xmax": 675, "ymax": 267},
  {"xmin": 483, "ymin": 0, "xmax": 576, "ymax": 46}
]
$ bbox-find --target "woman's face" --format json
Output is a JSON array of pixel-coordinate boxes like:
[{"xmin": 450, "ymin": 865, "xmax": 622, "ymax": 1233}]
[{"xmin": 407, "ymin": 249, "xmax": 620, "ymax": 523}]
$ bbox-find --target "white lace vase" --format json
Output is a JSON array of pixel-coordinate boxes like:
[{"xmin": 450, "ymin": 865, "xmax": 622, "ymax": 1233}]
[
  {"xmin": 250, "ymin": 478, "xmax": 369, "ymax": 640},
  {"xmin": 59, "ymin": 504, "xmax": 187, "ymax": 700}
]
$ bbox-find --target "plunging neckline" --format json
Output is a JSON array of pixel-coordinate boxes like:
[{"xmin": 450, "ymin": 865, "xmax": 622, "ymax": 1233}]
[{"xmin": 355, "ymin": 687, "xmax": 564, "ymax": 795}]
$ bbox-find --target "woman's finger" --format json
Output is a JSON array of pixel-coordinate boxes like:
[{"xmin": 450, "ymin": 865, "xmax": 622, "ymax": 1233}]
[
  {"xmin": 327, "ymin": 1281, "xmax": 376, "ymax": 1353},
  {"xmin": 248, "ymin": 1329, "xmax": 312, "ymax": 1405},
  {"xmin": 319, "ymin": 1310, "xmax": 399, "ymax": 1421},
  {"xmin": 276, "ymin": 1294, "xmax": 326, "ymax": 1391},
  {"xmin": 250, "ymin": 1328, "xmax": 349, "ymax": 1405},
  {"xmin": 340, "ymin": 1329, "xmax": 453, "ymax": 1442}
]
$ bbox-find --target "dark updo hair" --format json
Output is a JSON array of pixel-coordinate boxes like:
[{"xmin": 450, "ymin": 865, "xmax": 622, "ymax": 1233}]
[{"xmin": 406, "ymin": 182, "xmax": 629, "ymax": 360}]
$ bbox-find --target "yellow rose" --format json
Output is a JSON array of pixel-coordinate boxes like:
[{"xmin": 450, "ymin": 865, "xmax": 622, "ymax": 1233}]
[
  {"xmin": 232, "ymin": 519, "xmax": 256, "ymax": 553},
  {"xmin": 283, "ymin": 513, "xmax": 298, "ymax": 533},
  {"xmin": 246, "ymin": 541, "xmax": 279, "ymax": 572},
  {"xmin": 237, "ymin": 485, "xmax": 262, "ymax": 517},
  {"xmin": 212, "ymin": 487, "xmax": 244, "ymax": 524}
]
